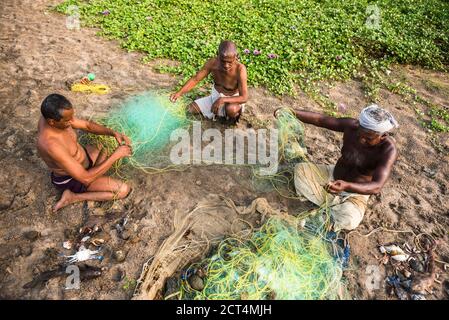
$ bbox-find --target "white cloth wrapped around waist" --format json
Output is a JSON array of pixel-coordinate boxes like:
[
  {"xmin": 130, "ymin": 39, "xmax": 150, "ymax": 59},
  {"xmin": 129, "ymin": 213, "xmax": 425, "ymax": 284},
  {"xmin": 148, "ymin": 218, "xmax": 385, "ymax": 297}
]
[{"xmin": 194, "ymin": 86, "xmax": 245, "ymax": 119}]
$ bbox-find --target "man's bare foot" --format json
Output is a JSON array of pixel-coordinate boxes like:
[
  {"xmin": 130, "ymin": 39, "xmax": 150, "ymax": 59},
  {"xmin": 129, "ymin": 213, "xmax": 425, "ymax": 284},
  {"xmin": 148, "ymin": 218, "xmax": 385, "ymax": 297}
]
[{"xmin": 53, "ymin": 189, "xmax": 75, "ymax": 212}]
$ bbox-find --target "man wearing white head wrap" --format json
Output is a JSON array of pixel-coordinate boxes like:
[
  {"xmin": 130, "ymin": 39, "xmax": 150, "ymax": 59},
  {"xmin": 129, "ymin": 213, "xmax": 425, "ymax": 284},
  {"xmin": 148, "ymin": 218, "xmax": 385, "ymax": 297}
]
[
  {"xmin": 359, "ymin": 104, "xmax": 399, "ymax": 134},
  {"xmin": 274, "ymin": 105, "xmax": 398, "ymax": 231}
]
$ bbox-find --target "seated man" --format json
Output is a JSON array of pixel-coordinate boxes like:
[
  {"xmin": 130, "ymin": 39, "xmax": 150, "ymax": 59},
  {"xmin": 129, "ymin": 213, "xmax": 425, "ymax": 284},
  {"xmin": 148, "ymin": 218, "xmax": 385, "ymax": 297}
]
[
  {"xmin": 275, "ymin": 104, "xmax": 399, "ymax": 231},
  {"xmin": 37, "ymin": 94, "xmax": 132, "ymax": 212},
  {"xmin": 170, "ymin": 40, "xmax": 248, "ymax": 122}
]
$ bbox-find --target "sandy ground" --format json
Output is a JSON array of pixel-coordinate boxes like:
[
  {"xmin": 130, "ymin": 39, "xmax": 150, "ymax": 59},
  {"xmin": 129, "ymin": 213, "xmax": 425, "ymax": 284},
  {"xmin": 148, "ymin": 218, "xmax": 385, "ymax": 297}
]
[{"xmin": 0, "ymin": 0, "xmax": 448, "ymax": 300}]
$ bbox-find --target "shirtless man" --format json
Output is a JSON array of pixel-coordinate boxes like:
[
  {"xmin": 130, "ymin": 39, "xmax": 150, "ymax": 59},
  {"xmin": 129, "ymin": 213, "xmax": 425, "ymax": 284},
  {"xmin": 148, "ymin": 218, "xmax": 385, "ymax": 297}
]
[
  {"xmin": 37, "ymin": 94, "xmax": 132, "ymax": 212},
  {"xmin": 275, "ymin": 104, "xmax": 399, "ymax": 231},
  {"xmin": 170, "ymin": 40, "xmax": 248, "ymax": 122}
]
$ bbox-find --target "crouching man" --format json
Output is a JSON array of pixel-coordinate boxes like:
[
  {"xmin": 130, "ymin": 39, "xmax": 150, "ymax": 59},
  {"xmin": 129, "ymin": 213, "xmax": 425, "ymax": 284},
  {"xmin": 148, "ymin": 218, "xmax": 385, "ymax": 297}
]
[
  {"xmin": 37, "ymin": 94, "xmax": 132, "ymax": 212},
  {"xmin": 276, "ymin": 104, "xmax": 399, "ymax": 231},
  {"xmin": 170, "ymin": 40, "xmax": 248, "ymax": 122}
]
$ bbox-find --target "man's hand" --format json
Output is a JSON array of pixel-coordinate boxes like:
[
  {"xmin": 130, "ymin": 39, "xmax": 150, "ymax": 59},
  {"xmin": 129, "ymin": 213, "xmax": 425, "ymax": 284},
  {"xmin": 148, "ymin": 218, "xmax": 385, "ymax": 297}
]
[
  {"xmin": 113, "ymin": 132, "xmax": 131, "ymax": 146},
  {"xmin": 170, "ymin": 92, "xmax": 182, "ymax": 103},
  {"xmin": 212, "ymin": 98, "xmax": 225, "ymax": 115},
  {"xmin": 325, "ymin": 180, "xmax": 348, "ymax": 194},
  {"xmin": 114, "ymin": 145, "xmax": 132, "ymax": 159}
]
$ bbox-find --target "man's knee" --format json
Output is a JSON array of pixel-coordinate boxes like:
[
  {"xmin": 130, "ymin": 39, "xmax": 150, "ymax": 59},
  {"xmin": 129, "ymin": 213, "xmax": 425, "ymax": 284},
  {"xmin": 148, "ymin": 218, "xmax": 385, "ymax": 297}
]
[
  {"xmin": 95, "ymin": 148, "xmax": 108, "ymax": 165},
  {"xmin": 188, "ymin": 102, "xmax": 201, "ymax": 114},
  {"xmin": 295, "ymin": 162, "xmax": 309, "ymax": 175},
  {"xmin": 117, "ymin": 182, "xmax": 131, "ymax": 199},
  {"xmin": 85, "ymin": 145, "xmax": 100, "ymax": 162},
  {"xmin": 225, "ymin": 104, "xmax": 241, "ymax": 119},
  {"xmin": 331, "ymin": 203, "xmax": 364, "ymax": 231},
  {"xmin": 294, "ymin": 162, "xmax": 316, "ymax": 195}
]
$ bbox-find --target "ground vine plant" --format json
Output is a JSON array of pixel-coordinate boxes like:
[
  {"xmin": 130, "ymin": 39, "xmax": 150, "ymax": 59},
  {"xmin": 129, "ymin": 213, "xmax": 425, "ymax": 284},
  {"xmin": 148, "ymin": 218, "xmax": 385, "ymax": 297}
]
[
  {"xmin": 55, "ymin": 0, "xmax": 449, "ymax": 146},
  {"xmin": 56, "ymin": 0, "xmax": 448, "ymax": 94}
]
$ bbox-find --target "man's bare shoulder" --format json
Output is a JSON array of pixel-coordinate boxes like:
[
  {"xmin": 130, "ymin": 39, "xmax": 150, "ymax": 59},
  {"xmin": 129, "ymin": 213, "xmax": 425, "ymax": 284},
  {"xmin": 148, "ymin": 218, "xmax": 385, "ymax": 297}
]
[
  {"xmin": 237, "ymin": 61, "xmax": 247, "ymax": 71},
  {"xmin": 237, "ymin": 62, "xmax": 247, "ymax": 75},
  {"xmin": 206, "ymin": 57, "xmax": 219, "ymax": 69},
  {"xmin": 382, "ymin": 136, "xmax": 398, "ymax": 157},
  {"xmin": 37, "ymin": 134, "xmax": 64, "ymax": 154},
  {"xmin": 342, "ymin": 118, "xmax": 360, "ymax": 131}
]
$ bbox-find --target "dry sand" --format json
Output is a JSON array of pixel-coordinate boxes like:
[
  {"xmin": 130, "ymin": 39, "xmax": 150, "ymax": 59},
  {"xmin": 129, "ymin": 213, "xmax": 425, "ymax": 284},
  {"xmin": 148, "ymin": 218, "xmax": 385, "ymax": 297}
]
[{"xmin": 0, "ymin": 0, "xmax": 448, "ymax": 300}]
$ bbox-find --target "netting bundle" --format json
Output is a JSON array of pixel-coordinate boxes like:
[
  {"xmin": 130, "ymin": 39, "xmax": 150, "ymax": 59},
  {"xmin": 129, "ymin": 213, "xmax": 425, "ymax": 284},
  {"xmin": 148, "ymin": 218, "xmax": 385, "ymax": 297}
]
[
  {"xmin": 276, "ymin": 108, "xmax": 307, "ymax": 163},
  {"xmin": 251, "ymin": 108, "xmax": 307, "ymax": 195},
  {"xmin": 83, "ymin": 92, "xmax": 191, "ymax": 172},
  {"xmin": 181, "ymin": 215, "xmax": 346, "ymax": 300}
]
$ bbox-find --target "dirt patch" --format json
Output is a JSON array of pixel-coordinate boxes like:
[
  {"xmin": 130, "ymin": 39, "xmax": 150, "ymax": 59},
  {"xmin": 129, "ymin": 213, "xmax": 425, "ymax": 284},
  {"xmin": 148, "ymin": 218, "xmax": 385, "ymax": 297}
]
[{"xmin": 0, "ymin": 0, "xmax": 448, "ymax": 300}]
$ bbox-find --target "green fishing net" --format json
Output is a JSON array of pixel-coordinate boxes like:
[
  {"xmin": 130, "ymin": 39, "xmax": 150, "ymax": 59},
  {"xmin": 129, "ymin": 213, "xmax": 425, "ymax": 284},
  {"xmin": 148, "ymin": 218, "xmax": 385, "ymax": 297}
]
[
  {"xmin": 180, "ymin": 214, "xmax": 346, "ymax": 300},
  {"xmin": 82, "ymin": 92, "xmax": 191, "ymax": 173}
]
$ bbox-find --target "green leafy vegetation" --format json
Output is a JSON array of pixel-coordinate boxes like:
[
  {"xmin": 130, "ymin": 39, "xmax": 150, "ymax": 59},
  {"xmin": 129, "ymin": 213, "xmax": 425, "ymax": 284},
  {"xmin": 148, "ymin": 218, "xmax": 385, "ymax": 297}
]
[
  {"xmin": 55, "ymin": 0, "xmax": 448, "ymax": 152},
  {"xmin": 55, "ymin": 0, "xmax": 449, "ymax": 95},
  {"xmin": 387, "ymin": 80, "xmax": 449, "ymax": 133}
]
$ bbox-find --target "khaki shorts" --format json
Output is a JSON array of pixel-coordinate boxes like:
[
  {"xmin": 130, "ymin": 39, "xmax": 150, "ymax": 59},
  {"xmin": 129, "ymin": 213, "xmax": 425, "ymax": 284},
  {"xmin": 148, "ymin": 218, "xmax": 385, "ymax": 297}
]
[{"xmin": 294, "ymin": 162, "xmax": 370, "ymax": 231}]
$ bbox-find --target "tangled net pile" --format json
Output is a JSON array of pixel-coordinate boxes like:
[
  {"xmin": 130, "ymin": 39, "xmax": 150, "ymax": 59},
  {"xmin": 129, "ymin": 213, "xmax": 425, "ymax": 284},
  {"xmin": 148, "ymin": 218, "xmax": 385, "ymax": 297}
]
[
  {"xmin": 276, "ymin": 108, "xmax": 307, "ymax": 163},
  {"xmin": 177, "ymin": 110, "xmax": 347, "ymax": 300},
  {"xmin": 251, "ymin": 107, "xmax": 307, "ymax": 197},
  {"xmin": 82, "ymin": 92, "xmax": 191, "ymax": 173},
  {"xmin": 180, "ymin": 214, "xmax": 346, "ymax": 300}
]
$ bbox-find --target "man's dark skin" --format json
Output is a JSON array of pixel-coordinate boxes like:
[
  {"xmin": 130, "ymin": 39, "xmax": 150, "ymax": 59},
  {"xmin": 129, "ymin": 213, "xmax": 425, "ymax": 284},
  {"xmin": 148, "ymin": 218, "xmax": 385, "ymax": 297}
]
[
  {"xmin": 170, "ymin": 41, "xmax": 248, "ymax": 119},
  {"xmin": 276, "ymin": 109, "xmax": 398, "ymax": 195}
]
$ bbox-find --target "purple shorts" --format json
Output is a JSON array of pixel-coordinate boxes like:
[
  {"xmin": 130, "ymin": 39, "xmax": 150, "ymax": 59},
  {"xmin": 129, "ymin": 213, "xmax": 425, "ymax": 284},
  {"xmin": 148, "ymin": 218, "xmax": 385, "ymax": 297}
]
[
  {"xmin": 51, "ymin": 174, "xmax": 87, "ymax": 193},
  {"xmin": 51, "ymin": 147, "xmax": 93, "ymax": 193}
]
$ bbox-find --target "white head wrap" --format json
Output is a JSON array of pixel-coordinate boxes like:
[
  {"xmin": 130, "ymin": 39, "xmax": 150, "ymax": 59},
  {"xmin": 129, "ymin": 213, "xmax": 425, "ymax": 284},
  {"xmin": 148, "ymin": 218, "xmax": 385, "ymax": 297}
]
[{"xmin": 359, "ymin": 104, "xmax": 399, "ymax": 134}]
